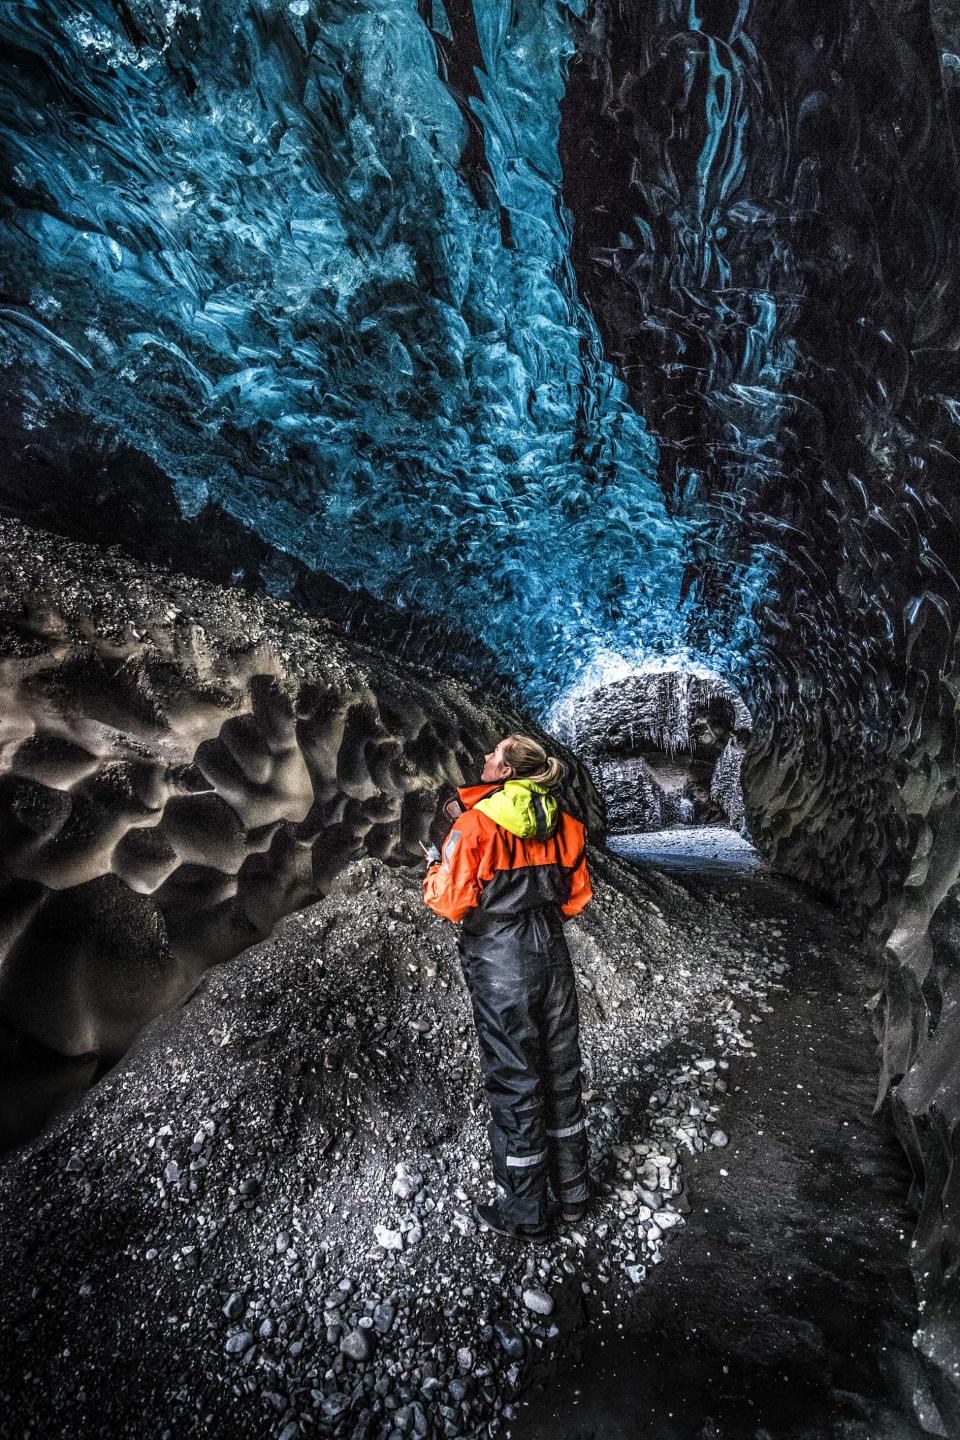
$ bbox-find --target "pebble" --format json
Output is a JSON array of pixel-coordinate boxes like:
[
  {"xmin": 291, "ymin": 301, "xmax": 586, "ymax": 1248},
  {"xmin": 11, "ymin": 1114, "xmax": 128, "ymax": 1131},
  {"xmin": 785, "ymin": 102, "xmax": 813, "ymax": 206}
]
[
  {"xmin": 222, "ymin": 1292, "xmax": 244, "ymax": 1321},
  {"xmin": 522, "ymin": 1287, "xmax": 554, "ymax": 1317},
  {"xmin": 709, "ymin": 1130, "xmax": 730, "ymax": 1147},
  {"xmin": 391, "ymin": 1166, "xmax": 423, "ymax": 1201},
  {"xmin": 452, "ymin": 1208, "xmax": 476, "ymax": 1235},
  {"xmin": 340, "ymin": 1327, "xmax": 372, "ymax": 1362},
  {"xmin": 374, "ymin": 1224, "xmax": 403, "ymax": 1251},
  {"xmin": 497, "ymin": 1330, "xmax": 525, "ymax": 1359},
  {"xmin": 321, "ymin": 1394, "xmax": 350, "ymax": 1421},
  {"xmin": 225, "ymin": 1331, "xmax": 254, "ymax": 1356}
]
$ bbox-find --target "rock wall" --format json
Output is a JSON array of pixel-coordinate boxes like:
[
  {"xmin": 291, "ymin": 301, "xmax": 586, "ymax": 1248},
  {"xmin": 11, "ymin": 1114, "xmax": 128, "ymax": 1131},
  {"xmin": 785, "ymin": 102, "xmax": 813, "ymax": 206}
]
[
  {"xmin": 0, "ymin": 517, "xmax": 602, "ymax": 1148},
  {"xmin": 566, "ymin": 670, "xmax": 751, "ymax": 834}
]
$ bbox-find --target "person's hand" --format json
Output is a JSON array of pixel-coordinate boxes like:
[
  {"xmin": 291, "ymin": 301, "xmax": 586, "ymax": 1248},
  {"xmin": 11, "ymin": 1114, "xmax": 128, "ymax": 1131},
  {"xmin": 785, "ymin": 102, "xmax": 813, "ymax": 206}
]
[{"xmin": 420, "ymin": 841, "xmax": 441, "ymax": 865}]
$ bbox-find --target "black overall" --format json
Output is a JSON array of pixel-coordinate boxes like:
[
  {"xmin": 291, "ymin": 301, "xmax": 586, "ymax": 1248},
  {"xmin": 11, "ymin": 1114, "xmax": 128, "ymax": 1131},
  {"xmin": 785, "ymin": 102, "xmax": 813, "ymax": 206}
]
[{"xmin": 460, "ymin": 894, "xmax": 590, "ymax": 1230}]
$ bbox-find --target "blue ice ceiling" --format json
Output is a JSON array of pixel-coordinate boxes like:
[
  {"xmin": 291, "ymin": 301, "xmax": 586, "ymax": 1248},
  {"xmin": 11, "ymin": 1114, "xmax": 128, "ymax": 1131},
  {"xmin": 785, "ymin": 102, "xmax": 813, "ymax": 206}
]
[{"xmin": 0, "ymin": 0, "xmax": 787, "ymax": 707}]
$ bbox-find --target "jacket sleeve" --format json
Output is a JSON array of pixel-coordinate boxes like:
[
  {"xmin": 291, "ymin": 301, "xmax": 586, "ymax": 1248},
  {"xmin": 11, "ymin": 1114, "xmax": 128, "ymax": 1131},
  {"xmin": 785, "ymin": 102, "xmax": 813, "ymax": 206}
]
[
  {"xmin": 561, "ymin": 842, "xmax": 592, "ymax": 919},
  {"xmin": 423, "ymin": 815, "xmax": 487, "ymax": 922}
]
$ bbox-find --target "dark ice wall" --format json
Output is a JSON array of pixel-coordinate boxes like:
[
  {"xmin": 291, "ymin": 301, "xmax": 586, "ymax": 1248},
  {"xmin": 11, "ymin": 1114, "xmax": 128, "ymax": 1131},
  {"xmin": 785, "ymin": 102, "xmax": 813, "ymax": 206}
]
[
  {"xmin": 563, "ymin": 0, "xmax": 960, "ymax": 1416},
  {"xmin": 560, "ymin": 0, "xmax": 960, "ymax": 639}
]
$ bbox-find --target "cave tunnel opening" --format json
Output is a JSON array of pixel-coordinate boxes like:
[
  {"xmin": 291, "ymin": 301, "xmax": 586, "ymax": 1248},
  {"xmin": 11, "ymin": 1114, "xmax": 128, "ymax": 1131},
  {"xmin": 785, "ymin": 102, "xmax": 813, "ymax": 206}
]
[{"xmin": 554, "ymin": 663, "xmax": 754, "ymax": 839}]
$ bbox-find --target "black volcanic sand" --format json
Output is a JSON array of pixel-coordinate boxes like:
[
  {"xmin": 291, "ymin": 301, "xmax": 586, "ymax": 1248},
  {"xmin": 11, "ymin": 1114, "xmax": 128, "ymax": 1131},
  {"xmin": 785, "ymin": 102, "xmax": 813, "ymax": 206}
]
[
  {"xmin": 514, "ymin": 847, "xmax": 934, "ymax": 1440},
  {"xmin": 0, "ymin": 838, "xmax": 934, "ymax": 1440}
]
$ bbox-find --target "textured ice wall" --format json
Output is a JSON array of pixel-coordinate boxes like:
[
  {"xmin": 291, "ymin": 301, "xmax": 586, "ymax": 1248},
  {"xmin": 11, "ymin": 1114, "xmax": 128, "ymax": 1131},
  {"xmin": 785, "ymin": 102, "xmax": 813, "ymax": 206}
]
[
  {"xmin": 559, "ymin": 1, "xmax": 960, "ymax": 1421},
  {"xmin": 0, "ymin": 0, "xmax": 696, "ymax": 707}
]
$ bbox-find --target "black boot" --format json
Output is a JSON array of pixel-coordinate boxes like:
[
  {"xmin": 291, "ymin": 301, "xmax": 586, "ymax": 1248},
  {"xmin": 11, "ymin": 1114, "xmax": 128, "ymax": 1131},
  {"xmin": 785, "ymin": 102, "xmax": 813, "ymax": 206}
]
[
  {"xmin": 473, "ymin": 1200, "xmax": 550, "ymax": 1242},
  {"xmin": 560, "ymin": 1177, "xmax": 597, "ymax": 1222}
]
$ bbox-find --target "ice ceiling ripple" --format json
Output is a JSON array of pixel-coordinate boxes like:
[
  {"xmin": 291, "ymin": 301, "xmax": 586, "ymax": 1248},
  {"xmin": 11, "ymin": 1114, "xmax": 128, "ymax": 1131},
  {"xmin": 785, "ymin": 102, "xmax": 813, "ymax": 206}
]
[{"xmin": 0, "ymin": 0, "xmax": 708, "ymax": 707}]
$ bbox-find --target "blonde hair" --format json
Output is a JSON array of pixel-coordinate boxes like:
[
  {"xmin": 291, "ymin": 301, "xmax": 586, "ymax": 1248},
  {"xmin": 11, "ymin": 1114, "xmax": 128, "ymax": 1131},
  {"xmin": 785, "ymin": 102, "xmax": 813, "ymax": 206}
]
[{"xmin": 501, "ymin": 733, "xmax": 567, "ymax": 790}]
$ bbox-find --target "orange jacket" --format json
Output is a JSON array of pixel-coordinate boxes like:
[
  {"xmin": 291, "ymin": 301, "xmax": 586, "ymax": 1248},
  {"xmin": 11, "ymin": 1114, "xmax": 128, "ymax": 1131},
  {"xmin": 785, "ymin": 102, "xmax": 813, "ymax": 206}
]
[{"xmin": 423, "ymin": 781, "xmax": 592, "ymax": 925}]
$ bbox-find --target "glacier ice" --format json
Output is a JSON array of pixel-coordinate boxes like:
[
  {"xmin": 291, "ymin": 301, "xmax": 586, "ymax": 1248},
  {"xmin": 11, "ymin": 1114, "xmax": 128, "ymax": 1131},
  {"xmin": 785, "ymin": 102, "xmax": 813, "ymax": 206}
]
[{"xmin": 0, "ymin": 0, "xmax": 729, "ymax": 708}]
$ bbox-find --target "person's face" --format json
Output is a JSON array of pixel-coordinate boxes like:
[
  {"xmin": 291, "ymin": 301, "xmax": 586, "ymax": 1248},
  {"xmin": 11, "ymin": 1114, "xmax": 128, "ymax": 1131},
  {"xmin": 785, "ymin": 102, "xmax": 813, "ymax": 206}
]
[{"xmin": 481, "ymin": 740, "xmax": 515, "ymax": 783}]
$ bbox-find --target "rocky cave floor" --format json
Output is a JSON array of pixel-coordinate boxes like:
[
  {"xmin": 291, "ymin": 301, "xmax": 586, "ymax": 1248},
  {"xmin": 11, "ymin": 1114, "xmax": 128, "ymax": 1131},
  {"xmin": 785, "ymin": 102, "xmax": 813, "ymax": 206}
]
[{"xmin": 0, "ymin": 836, "xmax": 937, "ymax": 1440}]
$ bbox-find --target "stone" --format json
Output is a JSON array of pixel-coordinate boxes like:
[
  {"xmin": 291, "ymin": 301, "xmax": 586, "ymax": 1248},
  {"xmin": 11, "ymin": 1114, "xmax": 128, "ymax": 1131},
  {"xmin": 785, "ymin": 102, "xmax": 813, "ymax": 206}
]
[
  {"xmin": 320, "ymin": 1394, "xmax": 350, "ymax": 1422},
  {"xmin": 391, "ymin": 1167, "xmax": 423, "ymax": 1202},
  {"xmin": 403, "ymin": 1220, "xmax": 423, "ymax": 1247},
  {"xmin": 496, "ymin": 1327, "xmax": 525, "ymax": 1359},
  {"xmin": 340, "ymin": 1327, "xmax": 372, "ymax": 1363},
  {"xmin": 225, "ymin": 1331, "xmax": 254, "ymax": 1356},
  {"xmin": 709, "ymin": 1130, "xmax": 730, "ymax": 1148},
  {"xmin": 522, "ymin": 1287, "xmax": 554, "ymax": 1317}
]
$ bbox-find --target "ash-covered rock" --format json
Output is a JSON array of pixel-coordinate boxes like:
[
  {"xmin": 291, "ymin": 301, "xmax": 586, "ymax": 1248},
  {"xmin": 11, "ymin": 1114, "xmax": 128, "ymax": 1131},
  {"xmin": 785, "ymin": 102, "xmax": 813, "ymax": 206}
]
[{"xmin": 0, "ymin": 516, "xmax": 601, "ymax": 1148}]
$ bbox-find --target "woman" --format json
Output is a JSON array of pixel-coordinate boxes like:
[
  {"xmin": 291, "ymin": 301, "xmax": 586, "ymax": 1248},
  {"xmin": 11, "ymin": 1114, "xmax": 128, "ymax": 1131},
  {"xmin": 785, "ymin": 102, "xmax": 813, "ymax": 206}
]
[{"xmin": 423, "ymin": 733, "xmax": 593, "ymax": 1240}]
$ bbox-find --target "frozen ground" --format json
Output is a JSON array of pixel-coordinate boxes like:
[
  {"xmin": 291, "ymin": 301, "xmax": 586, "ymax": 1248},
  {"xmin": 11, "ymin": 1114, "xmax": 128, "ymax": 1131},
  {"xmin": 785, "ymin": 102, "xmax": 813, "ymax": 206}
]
[{"xmin": 611, "ymin": 826, "xmax": 761, "ymax": 872}]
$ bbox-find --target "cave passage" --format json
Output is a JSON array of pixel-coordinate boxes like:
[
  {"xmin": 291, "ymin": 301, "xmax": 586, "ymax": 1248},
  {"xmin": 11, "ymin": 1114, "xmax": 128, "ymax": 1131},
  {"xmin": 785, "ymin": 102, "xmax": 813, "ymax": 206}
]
[
  {"xmin": 0, "ymin": 814, "xmax": 930, "ymax": 1440},
  {"xmin": 2, "ymin": 0, "xmax": 960, "ymax": 1435}
]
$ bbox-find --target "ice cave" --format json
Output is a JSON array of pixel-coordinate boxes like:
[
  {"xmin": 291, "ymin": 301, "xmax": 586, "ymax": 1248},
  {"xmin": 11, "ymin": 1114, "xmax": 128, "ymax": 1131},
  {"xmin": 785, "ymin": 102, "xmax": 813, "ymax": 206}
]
[{"xmin": 1, "ymin": 0, "xmax": 960, "ymax": 1436}]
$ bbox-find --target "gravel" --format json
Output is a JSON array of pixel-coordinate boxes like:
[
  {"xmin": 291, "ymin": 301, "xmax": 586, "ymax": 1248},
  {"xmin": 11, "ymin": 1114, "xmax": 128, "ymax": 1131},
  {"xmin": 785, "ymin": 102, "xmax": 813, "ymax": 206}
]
[{"xmin": 0, "ymin": 843, "xmax": 798, "ymax": 1439}]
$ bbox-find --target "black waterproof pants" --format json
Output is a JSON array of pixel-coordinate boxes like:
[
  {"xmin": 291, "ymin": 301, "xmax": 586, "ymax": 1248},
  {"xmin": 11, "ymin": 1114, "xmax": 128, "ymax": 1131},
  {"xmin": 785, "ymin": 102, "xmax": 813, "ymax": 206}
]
[{"xmin": 459, "ymin": 905, "xmax": 590, "ymax": 1229}]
